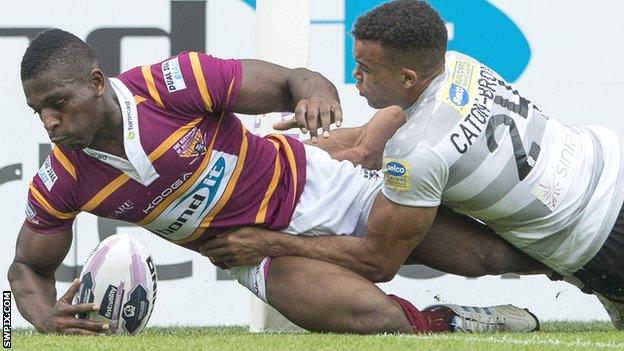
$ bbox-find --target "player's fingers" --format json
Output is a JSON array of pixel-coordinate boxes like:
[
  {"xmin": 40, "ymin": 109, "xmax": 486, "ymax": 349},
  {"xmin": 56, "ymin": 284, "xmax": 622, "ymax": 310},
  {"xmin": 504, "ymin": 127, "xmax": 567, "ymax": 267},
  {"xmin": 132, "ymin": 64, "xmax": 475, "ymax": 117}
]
[
  {"xmin": 272, "ymin": 116, "xmax": 300, "ymax": 131},
  {"xmin": 295, "ymin": 102, "xmax": 309, "ymax": 134},
  {"xmin": 274, "ymin": 102, "xmax": 309, "ymax": 133},
  {"xmin": 61, "ymin": 302, "xmax": 100, "ymax": 316},
  {"xmin": 319, "ymin": 107, "xmax": 332, "ymax": 138},
  {"xmin": 62, "ymin": 317, "xmax": 109, "ymax": 332},
  {"xmin": 59, "ymin": 278, "xmax": 81, "ymax": 304},
  {"xmin": 61, "ymin": 328, "xmax": 102, "ymax": 336},
  {"xmin": 332, "ymin": 104, "xmax": 343, "ymax": 127},
  {"xmin": 305, "ymin": 104, "xmax": 320, "ymax": 142}
]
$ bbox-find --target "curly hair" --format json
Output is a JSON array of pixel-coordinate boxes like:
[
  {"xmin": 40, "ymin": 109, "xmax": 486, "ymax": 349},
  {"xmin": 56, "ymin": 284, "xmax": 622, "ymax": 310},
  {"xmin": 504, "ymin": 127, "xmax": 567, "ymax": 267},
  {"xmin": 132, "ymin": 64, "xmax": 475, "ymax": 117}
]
[
  {"xmin": 21, "ymin": 28, "xmax": 101, "ymax": 81},
  {"xmin": 351, "ymin": 0, "xmax": 447, "ymax": 75}
]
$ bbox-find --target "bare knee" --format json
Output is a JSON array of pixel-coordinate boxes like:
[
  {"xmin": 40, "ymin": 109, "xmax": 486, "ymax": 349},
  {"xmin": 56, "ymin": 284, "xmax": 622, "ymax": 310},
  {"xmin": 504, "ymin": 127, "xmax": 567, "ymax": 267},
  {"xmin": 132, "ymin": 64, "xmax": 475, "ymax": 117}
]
[{"xmin": 333, "ymin": 294, "xmax": 410, "ymax": 334}]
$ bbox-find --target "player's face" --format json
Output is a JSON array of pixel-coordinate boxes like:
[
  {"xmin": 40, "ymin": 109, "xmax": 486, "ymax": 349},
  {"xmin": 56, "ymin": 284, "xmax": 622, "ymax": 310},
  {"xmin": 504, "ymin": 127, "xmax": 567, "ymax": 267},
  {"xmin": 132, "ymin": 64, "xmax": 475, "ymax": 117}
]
[
  {"xmin": 23, "ymin": 70, "xmax": 104, "ymax": 151},
  {"xmin": 352, "ymin": 40, "xmax": 406, "ymax": 109}
]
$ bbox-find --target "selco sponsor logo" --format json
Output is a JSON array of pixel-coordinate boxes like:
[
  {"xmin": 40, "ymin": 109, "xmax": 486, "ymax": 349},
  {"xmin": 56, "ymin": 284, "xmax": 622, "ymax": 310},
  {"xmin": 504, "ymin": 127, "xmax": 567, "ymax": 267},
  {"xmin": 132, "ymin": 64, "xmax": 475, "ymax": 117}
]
[
  {"xmin": 156, "ymin": 157, "xmax": 226, "ymax": 236},
  {"xmin": 37, "ymin": 155, "xmax": 58, "ymax": 191},
  {"xmin": 143, "ymin": 172, "xmax": 193, "ymax": 214},
  {"xmin": 384, "ymin": 159, "xmax": 410, "ymax": 192},
  {"xmin": 386, "ymin": 162, "xmax": 406, "ymax": 176},
  {"xmin": 161, "ymin": 56, "xmax": 187, "ymax": 92}
]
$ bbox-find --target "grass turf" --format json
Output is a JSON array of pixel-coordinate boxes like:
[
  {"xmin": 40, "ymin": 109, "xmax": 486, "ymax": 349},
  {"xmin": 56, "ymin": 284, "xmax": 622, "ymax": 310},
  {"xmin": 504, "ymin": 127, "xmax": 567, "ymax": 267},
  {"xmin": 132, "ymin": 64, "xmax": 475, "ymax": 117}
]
[{"xmin": 9, "ymin": 322, "xmax": 624, "ymax": 351}]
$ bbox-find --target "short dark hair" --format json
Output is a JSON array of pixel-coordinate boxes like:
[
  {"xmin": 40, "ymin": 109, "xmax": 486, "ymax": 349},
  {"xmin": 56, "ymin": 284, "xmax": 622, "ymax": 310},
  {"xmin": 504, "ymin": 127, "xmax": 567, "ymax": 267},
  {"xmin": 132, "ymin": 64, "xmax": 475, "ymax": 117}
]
[
  {"xmin": 351, "ymin": 0, "xmax": 447, "ymax": 75},
  {"xmin": 21, "ymin": 28, "xmax": 101, "ymax": 81}
]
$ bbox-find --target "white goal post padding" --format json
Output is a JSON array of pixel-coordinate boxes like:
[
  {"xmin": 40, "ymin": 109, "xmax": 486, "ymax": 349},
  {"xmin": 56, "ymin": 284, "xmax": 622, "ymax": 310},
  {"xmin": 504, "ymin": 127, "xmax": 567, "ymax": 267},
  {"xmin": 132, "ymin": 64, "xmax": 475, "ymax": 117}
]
[{"xmin": 250, "ymin": 0, "xmax": 310, "ymax": 333}]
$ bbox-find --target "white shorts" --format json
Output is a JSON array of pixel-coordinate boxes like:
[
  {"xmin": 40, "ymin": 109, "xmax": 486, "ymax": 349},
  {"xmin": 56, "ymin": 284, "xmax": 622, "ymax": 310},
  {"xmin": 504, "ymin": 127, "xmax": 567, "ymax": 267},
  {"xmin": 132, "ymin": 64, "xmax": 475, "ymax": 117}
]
[{"xmin": 227, "ymin": 145, "xmax": 382, "ymax": 301}]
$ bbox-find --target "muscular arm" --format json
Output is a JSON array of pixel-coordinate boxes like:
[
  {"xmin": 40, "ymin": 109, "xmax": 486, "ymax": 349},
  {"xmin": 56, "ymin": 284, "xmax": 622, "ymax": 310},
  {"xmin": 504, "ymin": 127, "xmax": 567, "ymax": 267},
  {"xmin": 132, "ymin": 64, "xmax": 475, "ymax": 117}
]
[
  {"xmin": 8, "ymin": 223, "xmax": 70, "ymax": 328},
  {"xmin": 8, "ymin": 222, "xmax": 103, "ymax": 333},
  {"xmin": 202, "ymin": 194, "xmax": 436, "ymax": 283},
  {"xmin": 234, "ymin": 60, "xmax": 342, "ymax": 139}
]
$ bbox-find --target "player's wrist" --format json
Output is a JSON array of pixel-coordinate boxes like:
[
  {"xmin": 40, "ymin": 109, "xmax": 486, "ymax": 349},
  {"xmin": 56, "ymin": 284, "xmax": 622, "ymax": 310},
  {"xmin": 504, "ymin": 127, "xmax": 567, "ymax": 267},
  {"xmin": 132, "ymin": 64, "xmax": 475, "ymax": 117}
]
[{"xmin": 264, "ymin": 231, "xmax": 295, "ymax": 257}]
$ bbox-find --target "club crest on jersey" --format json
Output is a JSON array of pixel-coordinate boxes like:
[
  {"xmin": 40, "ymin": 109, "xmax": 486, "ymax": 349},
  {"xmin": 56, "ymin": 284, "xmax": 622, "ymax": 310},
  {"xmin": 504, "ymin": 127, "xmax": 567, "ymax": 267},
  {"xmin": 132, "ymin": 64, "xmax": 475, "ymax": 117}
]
[
  {"xmin": 161, "ymin": 56, "xmax": 186, "ymax": 92},
  {"xmin": 383, "ymin": 159, "xmax": 410, "ymax": 191},
  {"xmin": 174, "ymin": 127, "xmax": 207, "ymax": 163},
  {"xmin": 37, "ymin": 155, "xmax": 58, "ymax": 191}
]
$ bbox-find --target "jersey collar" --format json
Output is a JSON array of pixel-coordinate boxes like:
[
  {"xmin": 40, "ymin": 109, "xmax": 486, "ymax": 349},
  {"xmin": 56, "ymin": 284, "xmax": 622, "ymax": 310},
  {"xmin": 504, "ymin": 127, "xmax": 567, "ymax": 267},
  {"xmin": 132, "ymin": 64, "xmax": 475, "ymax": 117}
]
[
  {"xmin": 83, "ymin": 78, "xmax": 160, "ymax": 186},
  {"xmin": 404, "ymin": 59, "xmax": 450, "ymax": 121}
]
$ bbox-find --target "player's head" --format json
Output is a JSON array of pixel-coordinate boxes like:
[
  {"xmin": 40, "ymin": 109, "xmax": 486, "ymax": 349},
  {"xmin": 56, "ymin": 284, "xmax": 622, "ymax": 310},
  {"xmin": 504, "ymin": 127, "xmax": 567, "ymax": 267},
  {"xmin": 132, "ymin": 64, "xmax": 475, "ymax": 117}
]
[
  {"xmin": 351, "ymin": 0, "xmax": 447, "ymax": 109},
  {"xmin": 21, "ymin": 29, "xmax": 108, "ymax": 150}
]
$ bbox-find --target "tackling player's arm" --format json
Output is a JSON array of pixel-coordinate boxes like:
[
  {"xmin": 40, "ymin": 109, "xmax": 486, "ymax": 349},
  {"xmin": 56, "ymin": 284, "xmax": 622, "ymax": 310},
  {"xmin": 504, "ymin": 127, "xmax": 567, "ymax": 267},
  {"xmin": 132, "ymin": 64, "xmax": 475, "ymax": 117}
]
[
  {"xmin": 201, "ymin": 196, "xmax": 437, "ymax": 283},
  {"xmin": 200, "ymin": 136, "xmax": 445, "ymax": 282},
  {"xmin": 7, "ymin": 222, "xmax": 107, "ymax": 334},
  {"xmin": 235, "ymin": 59, "xmax": 343, "ymax": 141}
]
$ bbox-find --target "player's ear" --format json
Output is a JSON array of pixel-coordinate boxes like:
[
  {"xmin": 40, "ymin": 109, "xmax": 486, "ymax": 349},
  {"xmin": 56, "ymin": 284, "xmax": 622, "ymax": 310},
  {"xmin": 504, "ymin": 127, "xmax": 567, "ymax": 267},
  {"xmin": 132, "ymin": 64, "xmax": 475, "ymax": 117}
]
[
  {"xmin": 89, "ymin": 68, "xmax": 106, "ymax": 98},
  {"xmin": 401, "ymin": 68, "xmax": 418, "ymax": 89}
]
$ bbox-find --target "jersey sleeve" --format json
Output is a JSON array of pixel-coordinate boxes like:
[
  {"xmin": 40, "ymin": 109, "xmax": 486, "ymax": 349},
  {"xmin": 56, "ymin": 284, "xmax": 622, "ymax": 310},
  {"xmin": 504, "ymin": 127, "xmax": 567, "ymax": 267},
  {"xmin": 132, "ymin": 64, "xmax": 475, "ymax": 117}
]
[
  {"xmin": 24, "ymin": 154, "xmax": 79, "ymax": 234},
  {"xmin": 381, "ymin": 142, "xmax": 449, "ymax": 207},
  {"xmin": 121, "ymin": 51, "xmax": 243, "ymax": 118}
]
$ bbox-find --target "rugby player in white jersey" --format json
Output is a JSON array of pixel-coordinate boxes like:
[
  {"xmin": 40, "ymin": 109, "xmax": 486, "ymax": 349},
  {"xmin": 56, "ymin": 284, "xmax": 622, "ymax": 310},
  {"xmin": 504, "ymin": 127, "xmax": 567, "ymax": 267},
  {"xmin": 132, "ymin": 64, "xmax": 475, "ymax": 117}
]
[{"xmin": 201, "ymin": 0, "xmax": 624, "ymax": 329}]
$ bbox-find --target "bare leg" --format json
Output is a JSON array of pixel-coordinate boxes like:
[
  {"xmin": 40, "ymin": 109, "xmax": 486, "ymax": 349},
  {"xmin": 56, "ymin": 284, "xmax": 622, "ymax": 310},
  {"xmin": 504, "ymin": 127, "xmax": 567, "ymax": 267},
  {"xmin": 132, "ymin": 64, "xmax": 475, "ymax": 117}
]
[
  {"xmin": 266, "ymin": 256, "xmax": 416, "ymax": 334},
  {"xmin": 407, "ymin": 205, "xmax": 552, "ymax": 276}
]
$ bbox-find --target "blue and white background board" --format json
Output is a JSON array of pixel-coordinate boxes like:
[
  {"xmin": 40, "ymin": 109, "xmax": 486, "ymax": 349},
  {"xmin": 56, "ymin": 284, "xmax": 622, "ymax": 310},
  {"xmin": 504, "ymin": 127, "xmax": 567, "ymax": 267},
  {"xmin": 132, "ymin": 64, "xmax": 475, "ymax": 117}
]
[{"xmin": 1, "ymin": 0, "xmax": 623, "ymax": 327}]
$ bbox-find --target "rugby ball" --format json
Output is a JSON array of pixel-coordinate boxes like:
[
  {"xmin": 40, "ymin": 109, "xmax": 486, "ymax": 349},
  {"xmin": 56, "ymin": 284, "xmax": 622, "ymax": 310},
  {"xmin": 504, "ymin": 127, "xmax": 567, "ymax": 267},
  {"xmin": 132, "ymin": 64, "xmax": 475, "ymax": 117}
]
[{"xmin": 75, "ymin": 234, "xmax": 157, "ymax": 335}]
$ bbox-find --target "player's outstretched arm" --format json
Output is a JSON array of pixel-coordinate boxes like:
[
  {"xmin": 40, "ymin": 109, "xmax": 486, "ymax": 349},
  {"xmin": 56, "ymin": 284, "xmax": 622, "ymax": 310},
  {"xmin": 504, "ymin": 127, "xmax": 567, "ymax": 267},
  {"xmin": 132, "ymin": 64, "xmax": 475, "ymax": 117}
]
[
  {"xmin": 235, "ymin": 59, "xmax": 342, "ymax": 141},
  {"xmin": 310, "ymin": 106, "xmax": 406, "ymax": 169},
  {"xmin": 201, "ymin": 194, "xmax": 436, "ymax": 283},
  {"xmin": 8, "ymin": 222, "xmax": 107, "ymax": 334}
]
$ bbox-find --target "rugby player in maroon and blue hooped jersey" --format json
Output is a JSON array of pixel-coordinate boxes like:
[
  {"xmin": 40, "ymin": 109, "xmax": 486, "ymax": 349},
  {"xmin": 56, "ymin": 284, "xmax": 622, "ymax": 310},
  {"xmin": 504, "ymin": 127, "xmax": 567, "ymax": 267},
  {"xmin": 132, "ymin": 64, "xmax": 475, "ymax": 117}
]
[{"xmin": 9, "ymin": 29, "xmax": 538, "ymax": 335}]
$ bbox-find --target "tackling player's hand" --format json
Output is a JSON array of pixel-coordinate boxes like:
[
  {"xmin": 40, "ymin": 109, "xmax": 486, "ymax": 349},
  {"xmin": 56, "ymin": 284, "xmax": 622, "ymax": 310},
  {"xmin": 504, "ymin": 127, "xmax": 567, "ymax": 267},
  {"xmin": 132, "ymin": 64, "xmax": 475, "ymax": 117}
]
[
  {"xmin": 273, "ymin": 97, "xmax": 343, "ymax": 142},
  {"xmin": 199, "ymin": 227, "xmax": 277, "ymax": 267},
  {"xmin": 36, "ymin": 278, "xmax": 109, "ymax": 335}
]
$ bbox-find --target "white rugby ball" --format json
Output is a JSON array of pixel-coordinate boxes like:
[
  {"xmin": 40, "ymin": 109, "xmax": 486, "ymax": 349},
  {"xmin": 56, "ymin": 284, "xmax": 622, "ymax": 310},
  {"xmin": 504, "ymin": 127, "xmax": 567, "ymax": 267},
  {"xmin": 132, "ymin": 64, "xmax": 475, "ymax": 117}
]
[{"xmin": 75, "ymin": 234, "xmax": 157, "ymax": 335}]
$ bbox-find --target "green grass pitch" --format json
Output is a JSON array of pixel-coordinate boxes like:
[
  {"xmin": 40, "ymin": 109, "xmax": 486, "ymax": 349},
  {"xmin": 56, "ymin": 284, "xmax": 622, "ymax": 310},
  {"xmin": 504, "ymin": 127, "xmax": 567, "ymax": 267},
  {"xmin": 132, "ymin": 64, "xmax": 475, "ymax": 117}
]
[{"xmin": 10, "ymin": 322, "xmax": 624, "ymax": 351}]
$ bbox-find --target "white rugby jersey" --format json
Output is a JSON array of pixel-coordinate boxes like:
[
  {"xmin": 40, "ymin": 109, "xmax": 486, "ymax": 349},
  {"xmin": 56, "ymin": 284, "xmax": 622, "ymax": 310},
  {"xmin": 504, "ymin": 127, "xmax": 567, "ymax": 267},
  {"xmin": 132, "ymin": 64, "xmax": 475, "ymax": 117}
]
[{"xmin": 382, "ymin": 51, "xmax": 624, "ymax": 275}]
